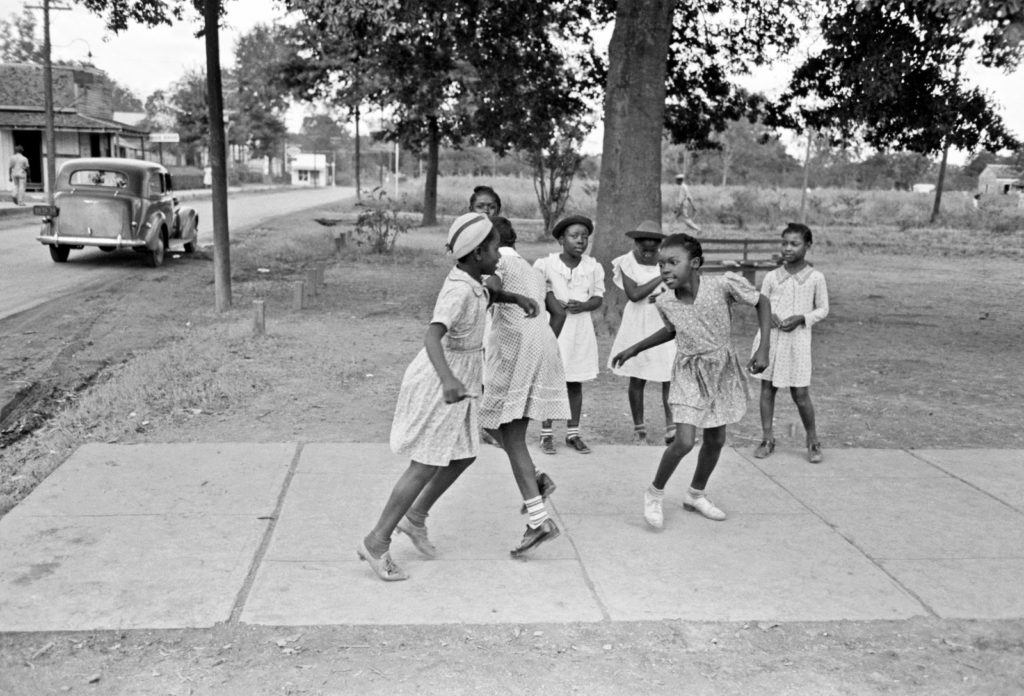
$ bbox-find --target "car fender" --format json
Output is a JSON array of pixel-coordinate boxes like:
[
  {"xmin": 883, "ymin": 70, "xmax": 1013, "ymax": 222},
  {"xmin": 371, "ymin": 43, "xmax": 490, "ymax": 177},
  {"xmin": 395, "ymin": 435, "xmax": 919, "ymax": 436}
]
[
  {"xmin": 176, "ymin": 206, "xmax": 199, "ymax": 241},
  {"xmin": 143, "ymin": 210, "xmax": 168, "ymax": 249}
]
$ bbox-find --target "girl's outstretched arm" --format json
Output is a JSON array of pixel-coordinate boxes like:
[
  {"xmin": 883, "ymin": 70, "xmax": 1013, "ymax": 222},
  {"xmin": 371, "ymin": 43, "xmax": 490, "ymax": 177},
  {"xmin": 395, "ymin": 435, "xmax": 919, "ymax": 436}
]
[
  {"xmin": 611, "ymin": 326, "xmax": 676, "ymax": 368},
  {"xmin": 489, "ymin": 288, "xmax": 540, "ymax": 317},
  {"xmin": 423, "ymin": 322, "xmax": 468, "ymax": 403},
  {"xmin": 747, "ymin": 295, "xmax": 772, "ymax": 374}
]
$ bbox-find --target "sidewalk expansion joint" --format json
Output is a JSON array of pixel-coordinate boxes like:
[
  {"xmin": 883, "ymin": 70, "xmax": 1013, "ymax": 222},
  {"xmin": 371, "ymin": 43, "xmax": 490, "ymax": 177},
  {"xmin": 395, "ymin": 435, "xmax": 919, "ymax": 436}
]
[
  {"xmin": 228, "ymin": 441, "xmax": 305, "ymax": 624},
  {"xmin": 906, "ymin": 449, "xmax": 1024, "ymax": 516},
  {"xmin": 552, "ymin": 503, "xmax": 612, "ymax": 621},
  {"xmin": 739, "ymin": 448, "xmax": 940, "ymax": 618}
]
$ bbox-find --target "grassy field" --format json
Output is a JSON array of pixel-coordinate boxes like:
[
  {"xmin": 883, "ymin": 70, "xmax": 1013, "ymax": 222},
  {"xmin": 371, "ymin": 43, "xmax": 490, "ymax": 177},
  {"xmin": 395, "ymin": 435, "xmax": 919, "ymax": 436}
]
[{"xmin": 391, "ymin": 176, "xmax": 1024, "ymax": 246}]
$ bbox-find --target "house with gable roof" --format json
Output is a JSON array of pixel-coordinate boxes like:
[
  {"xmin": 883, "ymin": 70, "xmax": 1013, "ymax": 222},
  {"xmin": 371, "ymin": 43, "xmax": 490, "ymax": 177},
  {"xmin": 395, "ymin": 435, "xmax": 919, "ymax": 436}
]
[
  {"xmin": 977, "ymin": 163, "xmax": 1024, "ymax": 195},
  {"xmin": 0, "ymin": 62, "xmax": 149, "ymax": 196}
]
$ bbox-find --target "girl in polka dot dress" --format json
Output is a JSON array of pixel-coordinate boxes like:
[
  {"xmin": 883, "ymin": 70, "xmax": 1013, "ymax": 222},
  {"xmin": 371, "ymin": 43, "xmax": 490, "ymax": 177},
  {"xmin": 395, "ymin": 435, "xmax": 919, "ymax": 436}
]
[
  {"xmin": 481, "ymin": 217, "xmax": 570, "ymax": 557},
  {"xmin": 612, "ymin": 233, "xmax": 772, "ymax": 529}
]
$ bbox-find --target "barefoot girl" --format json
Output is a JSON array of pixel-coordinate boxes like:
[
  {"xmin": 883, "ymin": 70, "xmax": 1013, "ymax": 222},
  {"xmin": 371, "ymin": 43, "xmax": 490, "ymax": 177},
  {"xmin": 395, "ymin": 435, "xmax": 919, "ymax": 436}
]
[
  {"xmin": 608, "ymin": 220, "xmax": 675, "ymax": 446},
  {"xmin": 533, "ymin": 215, "xmax": 604, "ymax": 455},
  {"xmin": 752, "ymin": 222, "xmax": 829, "ymax": 463},
  {"xmin": 612, "ymin": 233, "xmax": 772, "ymax": 528},
  {"xmin": 481, "ymin": 216, "xmax": 570, "ymax": 556},
  {"xmin": 358, "ymin": 213, "xmax": 539, "ymax": 581}
]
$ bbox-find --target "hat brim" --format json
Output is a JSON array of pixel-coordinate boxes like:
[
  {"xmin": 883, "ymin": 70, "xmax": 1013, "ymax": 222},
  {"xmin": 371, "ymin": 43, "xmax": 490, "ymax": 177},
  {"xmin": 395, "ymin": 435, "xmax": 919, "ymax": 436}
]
[
  {"xmin": 551, "ymin": 215, "xmax": 594, "ymax": 239},
  {"xmin": 626, "ymin": 230, "xmax": 665, "ymax": 241}
]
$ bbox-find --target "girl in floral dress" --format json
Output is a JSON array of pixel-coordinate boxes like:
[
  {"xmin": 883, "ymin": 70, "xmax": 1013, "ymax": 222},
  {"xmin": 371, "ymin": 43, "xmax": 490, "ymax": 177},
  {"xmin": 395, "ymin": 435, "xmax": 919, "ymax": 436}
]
[
  {"xmin": 358, "ymin": 213, "xmax": 538, "ymax": 581},
  {"xmin": 481, "ymin": 217, "xmax": 570, "ymax": 556},
  {"xmin": 612, "ymin": 233, "xmax": 772, "ymax": 529},
  {"xmin": 608, "ymin": 220, "xmax": 676, "ymax": 446}
]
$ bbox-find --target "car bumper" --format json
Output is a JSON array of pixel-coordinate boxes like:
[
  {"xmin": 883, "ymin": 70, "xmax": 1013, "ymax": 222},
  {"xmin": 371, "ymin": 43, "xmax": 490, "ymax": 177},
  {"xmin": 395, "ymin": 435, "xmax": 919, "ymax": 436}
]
[{"xmin": 37, "ymin": 233, "xmax": 148, "ymax": 249}]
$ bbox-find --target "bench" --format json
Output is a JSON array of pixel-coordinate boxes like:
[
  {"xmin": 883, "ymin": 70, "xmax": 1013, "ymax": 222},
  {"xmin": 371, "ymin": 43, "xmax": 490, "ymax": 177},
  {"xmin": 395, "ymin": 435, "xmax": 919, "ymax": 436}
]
[{"xmin": 699, "ymin": 238, "xmax": 781, "ymax": 284}]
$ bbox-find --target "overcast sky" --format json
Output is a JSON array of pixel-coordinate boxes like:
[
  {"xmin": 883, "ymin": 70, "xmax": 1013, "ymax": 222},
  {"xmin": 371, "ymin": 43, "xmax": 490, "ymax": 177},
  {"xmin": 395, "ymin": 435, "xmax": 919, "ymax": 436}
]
[{"xmin": 35, "ymin": 0, "xmax": 1024, "ymax": 161}]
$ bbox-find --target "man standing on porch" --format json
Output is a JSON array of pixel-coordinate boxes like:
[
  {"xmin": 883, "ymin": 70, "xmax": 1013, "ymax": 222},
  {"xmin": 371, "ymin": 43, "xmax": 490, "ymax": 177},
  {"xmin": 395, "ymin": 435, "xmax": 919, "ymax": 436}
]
[{"xmin": 8, "ymin": 146, "xmax": 30, "ymax": 206}]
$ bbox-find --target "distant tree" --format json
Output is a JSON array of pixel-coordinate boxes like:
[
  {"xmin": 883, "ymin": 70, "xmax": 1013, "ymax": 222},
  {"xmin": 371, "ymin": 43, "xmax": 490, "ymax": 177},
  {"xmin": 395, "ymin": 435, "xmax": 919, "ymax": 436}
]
[
  {"xmin": 787, "ymin": 0, "xmax": 1023, "ymax": 222},
  {"xmin": 170, "ymin": 69, "xmax": 210, "ymax": 167},
  {"xmin": 233, "ymin": 24, "xmax": 289, "ymax": 175},
  {"xmin": 0, "ymin": 7, "xmax": 44, "ymax": 63},
  {"xmin": 284, "ymin": 0, "xmax": 595, "ymax": 226},
  {"xmin": 109, "ymin": 81, "xmax": 143, "ymax": 112}
]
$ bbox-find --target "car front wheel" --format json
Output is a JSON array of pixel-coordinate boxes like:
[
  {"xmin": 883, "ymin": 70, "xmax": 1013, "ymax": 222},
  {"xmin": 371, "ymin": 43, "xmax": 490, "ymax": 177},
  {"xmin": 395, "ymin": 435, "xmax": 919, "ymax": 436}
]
[
  {"xmin": 145, "ymin": 232, "xmax": 166, "ymax": 268},
  {"xmin": 49, "ymin": 244, "xmax": 70, "ymax": 263}
]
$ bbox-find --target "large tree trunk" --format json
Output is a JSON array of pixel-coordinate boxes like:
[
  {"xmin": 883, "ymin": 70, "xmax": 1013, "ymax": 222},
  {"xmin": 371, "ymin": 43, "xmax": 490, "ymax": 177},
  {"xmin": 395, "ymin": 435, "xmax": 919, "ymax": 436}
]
[
  {"xmin": 593, "ymin": 0, "xmax": 674, "ymax": 331},
  {"xmin": 422, "ymin": 117, "xmax": 440, "ymax": 226}
]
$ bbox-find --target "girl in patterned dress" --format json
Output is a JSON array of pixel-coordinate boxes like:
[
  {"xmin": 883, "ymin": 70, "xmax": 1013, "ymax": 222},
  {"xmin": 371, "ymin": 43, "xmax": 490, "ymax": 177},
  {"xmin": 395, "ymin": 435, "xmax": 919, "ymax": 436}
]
[
  {"xmin": 608, "ymin": 220, "xmax": 676, "ymax": 446},
  {"xmin": 612, "ymin": 233, "xmax": 772, "ymax": 528},
  {"xmin": 481, "ymin": 217, "xmax": 570, "ymax": 556},
  {"xmin": 533, "ymin": 215, "xmax": 606, "ymax": 455},
  {"xmin": 358, "ymin": 213, "xmax": 539, "ymax": 581},
  {"xmin": 751, "ymin": 223, "xmax": 830, "ymax": 463}
]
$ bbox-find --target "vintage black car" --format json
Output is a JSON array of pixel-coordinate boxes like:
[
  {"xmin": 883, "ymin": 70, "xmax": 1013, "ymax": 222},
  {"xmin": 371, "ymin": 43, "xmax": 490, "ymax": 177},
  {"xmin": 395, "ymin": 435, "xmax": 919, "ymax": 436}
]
[{"xmin": 35, "ymin": 158, "xmax": 199, "ymax": 267}]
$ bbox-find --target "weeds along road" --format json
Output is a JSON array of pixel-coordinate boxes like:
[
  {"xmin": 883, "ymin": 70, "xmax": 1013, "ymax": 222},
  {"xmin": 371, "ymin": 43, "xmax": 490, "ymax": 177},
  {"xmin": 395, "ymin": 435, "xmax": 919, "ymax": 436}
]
[{"xmin": 0, "ymin": 186, "xmax": 353, "ymax": 321}]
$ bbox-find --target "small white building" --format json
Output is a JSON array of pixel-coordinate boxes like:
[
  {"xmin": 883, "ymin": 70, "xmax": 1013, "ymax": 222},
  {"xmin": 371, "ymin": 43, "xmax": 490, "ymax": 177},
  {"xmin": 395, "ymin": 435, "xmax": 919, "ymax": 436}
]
[
  {"xmin": 912, "ymin": 183, "xmax": 935, "ymax": 194},
  {"xmin": 289, "ymin": 152, "xmax": 332, "ymax": 187},
  {"xmin": 977, "ymin": 164, "xmax": 1023, "ymax": 195}
]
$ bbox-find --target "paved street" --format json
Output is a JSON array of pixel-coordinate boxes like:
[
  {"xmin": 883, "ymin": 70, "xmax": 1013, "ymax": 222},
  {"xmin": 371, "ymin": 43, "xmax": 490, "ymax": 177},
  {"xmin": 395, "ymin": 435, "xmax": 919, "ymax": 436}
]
[
  {"xmin": 1, "ymin": 442, "xmax": 1021, "ymax": 631},
  {"xmin": 0, "ymin": 186, "xmax": 352, "ymax": 321}
]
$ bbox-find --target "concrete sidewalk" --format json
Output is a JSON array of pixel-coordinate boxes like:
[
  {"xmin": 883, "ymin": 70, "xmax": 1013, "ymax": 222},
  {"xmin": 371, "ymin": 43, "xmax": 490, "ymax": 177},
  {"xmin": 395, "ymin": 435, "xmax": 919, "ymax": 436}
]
[{"xmin": 1, "ymin": 443, "xmax": 1022, "ymax": 632}]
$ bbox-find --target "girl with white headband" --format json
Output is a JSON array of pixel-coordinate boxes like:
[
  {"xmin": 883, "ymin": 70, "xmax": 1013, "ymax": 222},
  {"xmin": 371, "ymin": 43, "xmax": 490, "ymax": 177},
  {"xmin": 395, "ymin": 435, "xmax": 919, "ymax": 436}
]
[{"xmin": 358, "ymin": 212, "xmax": 539, "ymax": 581}]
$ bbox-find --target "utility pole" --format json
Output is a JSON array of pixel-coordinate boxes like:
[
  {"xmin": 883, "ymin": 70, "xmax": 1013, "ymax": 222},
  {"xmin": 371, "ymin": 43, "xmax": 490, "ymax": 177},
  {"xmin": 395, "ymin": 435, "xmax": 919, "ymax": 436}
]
[
  {"xmin": 204, "ymin": 0, "xmax": 231, "ymax": 311},
  {"xmin": 33, "ymin": 0, "xmax": 69, "ymax": 203}
]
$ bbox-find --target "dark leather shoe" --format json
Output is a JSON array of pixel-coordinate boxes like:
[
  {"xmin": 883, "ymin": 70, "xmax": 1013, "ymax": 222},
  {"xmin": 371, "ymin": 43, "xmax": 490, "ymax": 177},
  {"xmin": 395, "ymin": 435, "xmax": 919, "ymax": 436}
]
[
  {"xmin": 510, "ymin": 519, "xmax": 560, "ymax": 558},
  {"xmin": 540, "ymin": 434, "xmax": 556, "ymax": 455},
  {"xmin": 565, "ymin": 435, "xmax": 591, "ymax": 454}
]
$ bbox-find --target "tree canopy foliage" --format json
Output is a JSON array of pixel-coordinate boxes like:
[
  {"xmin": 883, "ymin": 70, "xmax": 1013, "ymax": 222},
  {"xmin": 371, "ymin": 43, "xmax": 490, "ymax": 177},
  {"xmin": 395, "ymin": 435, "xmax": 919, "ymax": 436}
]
[
  {"xmin": 283, "ymin": 0, "xmax": 599, "ymax": 223},
  {"xmin": 786, "ymin": 0, "xmax": 1022, "ymax": 156}
]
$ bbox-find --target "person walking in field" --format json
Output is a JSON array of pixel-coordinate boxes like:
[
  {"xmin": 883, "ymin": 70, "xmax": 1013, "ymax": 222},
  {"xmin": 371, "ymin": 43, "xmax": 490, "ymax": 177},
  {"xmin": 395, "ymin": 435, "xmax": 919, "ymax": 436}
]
[
  {"xmin": 357, "ymin": 213, "xmax": 539, "ymax": 581},
  {"xmin": 751, "ymin": 222, "xmax": 830, "ymax": 463},
  {"xmin": 608, "ymin": 220, "xmax": 676, "ymax": 446},
  {"xmin": 672, "ymin": 173, "xmax": 702, "ymax": 232},
  {"xmin": 8, "ymin": 145, "xmax": 30, "ymax": 206},
  {"xmin": 612, "ymin": 233, "xmax": 772, "ymax": 528},
  {"xmin": 480, "ymin": 216, "xmax": 569, "ymax": 556},
  {"xmin": 533, "ymin": 214, "xmax": 605, "ymax": 455}
]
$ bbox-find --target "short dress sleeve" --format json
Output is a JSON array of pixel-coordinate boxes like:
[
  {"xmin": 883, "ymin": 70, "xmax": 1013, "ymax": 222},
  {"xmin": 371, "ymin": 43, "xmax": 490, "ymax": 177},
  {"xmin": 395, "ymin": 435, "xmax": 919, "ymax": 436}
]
[
  {"xmin": 590, "ymin": 257, "xmax": 607, "ymax": 298},
  {"xmin": 722, "ymin": 271, "xmax": 761, "ymax": 307},
  {"xmin": 610, "ymin": 253, "xmax": 630, "ymax": 291},
  {"xmin": 431, "ymin": 281, "xmax": 471, "ymax": 330}
]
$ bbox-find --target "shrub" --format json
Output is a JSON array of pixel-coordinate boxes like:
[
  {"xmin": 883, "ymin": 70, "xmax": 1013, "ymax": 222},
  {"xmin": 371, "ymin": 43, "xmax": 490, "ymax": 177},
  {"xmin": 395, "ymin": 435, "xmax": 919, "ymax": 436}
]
[{"xmin": 352, "ymin": 187, "xmax": 410, "ymax": 253}]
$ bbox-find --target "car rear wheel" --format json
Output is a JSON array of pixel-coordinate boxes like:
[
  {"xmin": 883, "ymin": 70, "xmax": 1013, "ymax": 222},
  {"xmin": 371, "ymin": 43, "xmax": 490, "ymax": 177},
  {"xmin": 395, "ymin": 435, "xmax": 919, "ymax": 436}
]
[
  {"xmin": 49, "ymin": 244, "xmax": 70, "ymax": 263},
  {"xmin": 145, "ymin": 232, "xmax": 167, "ymax": 268},
  {"xmin": 99, "ymin": 246, "xmax": 116, "ymax": 252}
]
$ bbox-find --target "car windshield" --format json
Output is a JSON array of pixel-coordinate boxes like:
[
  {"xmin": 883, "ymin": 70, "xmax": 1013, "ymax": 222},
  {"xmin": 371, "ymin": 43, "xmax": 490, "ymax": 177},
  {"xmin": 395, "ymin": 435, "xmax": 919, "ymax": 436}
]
[{"xmin": 68, "ymin": 169, "xmax": 129, "ymax": 188}]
